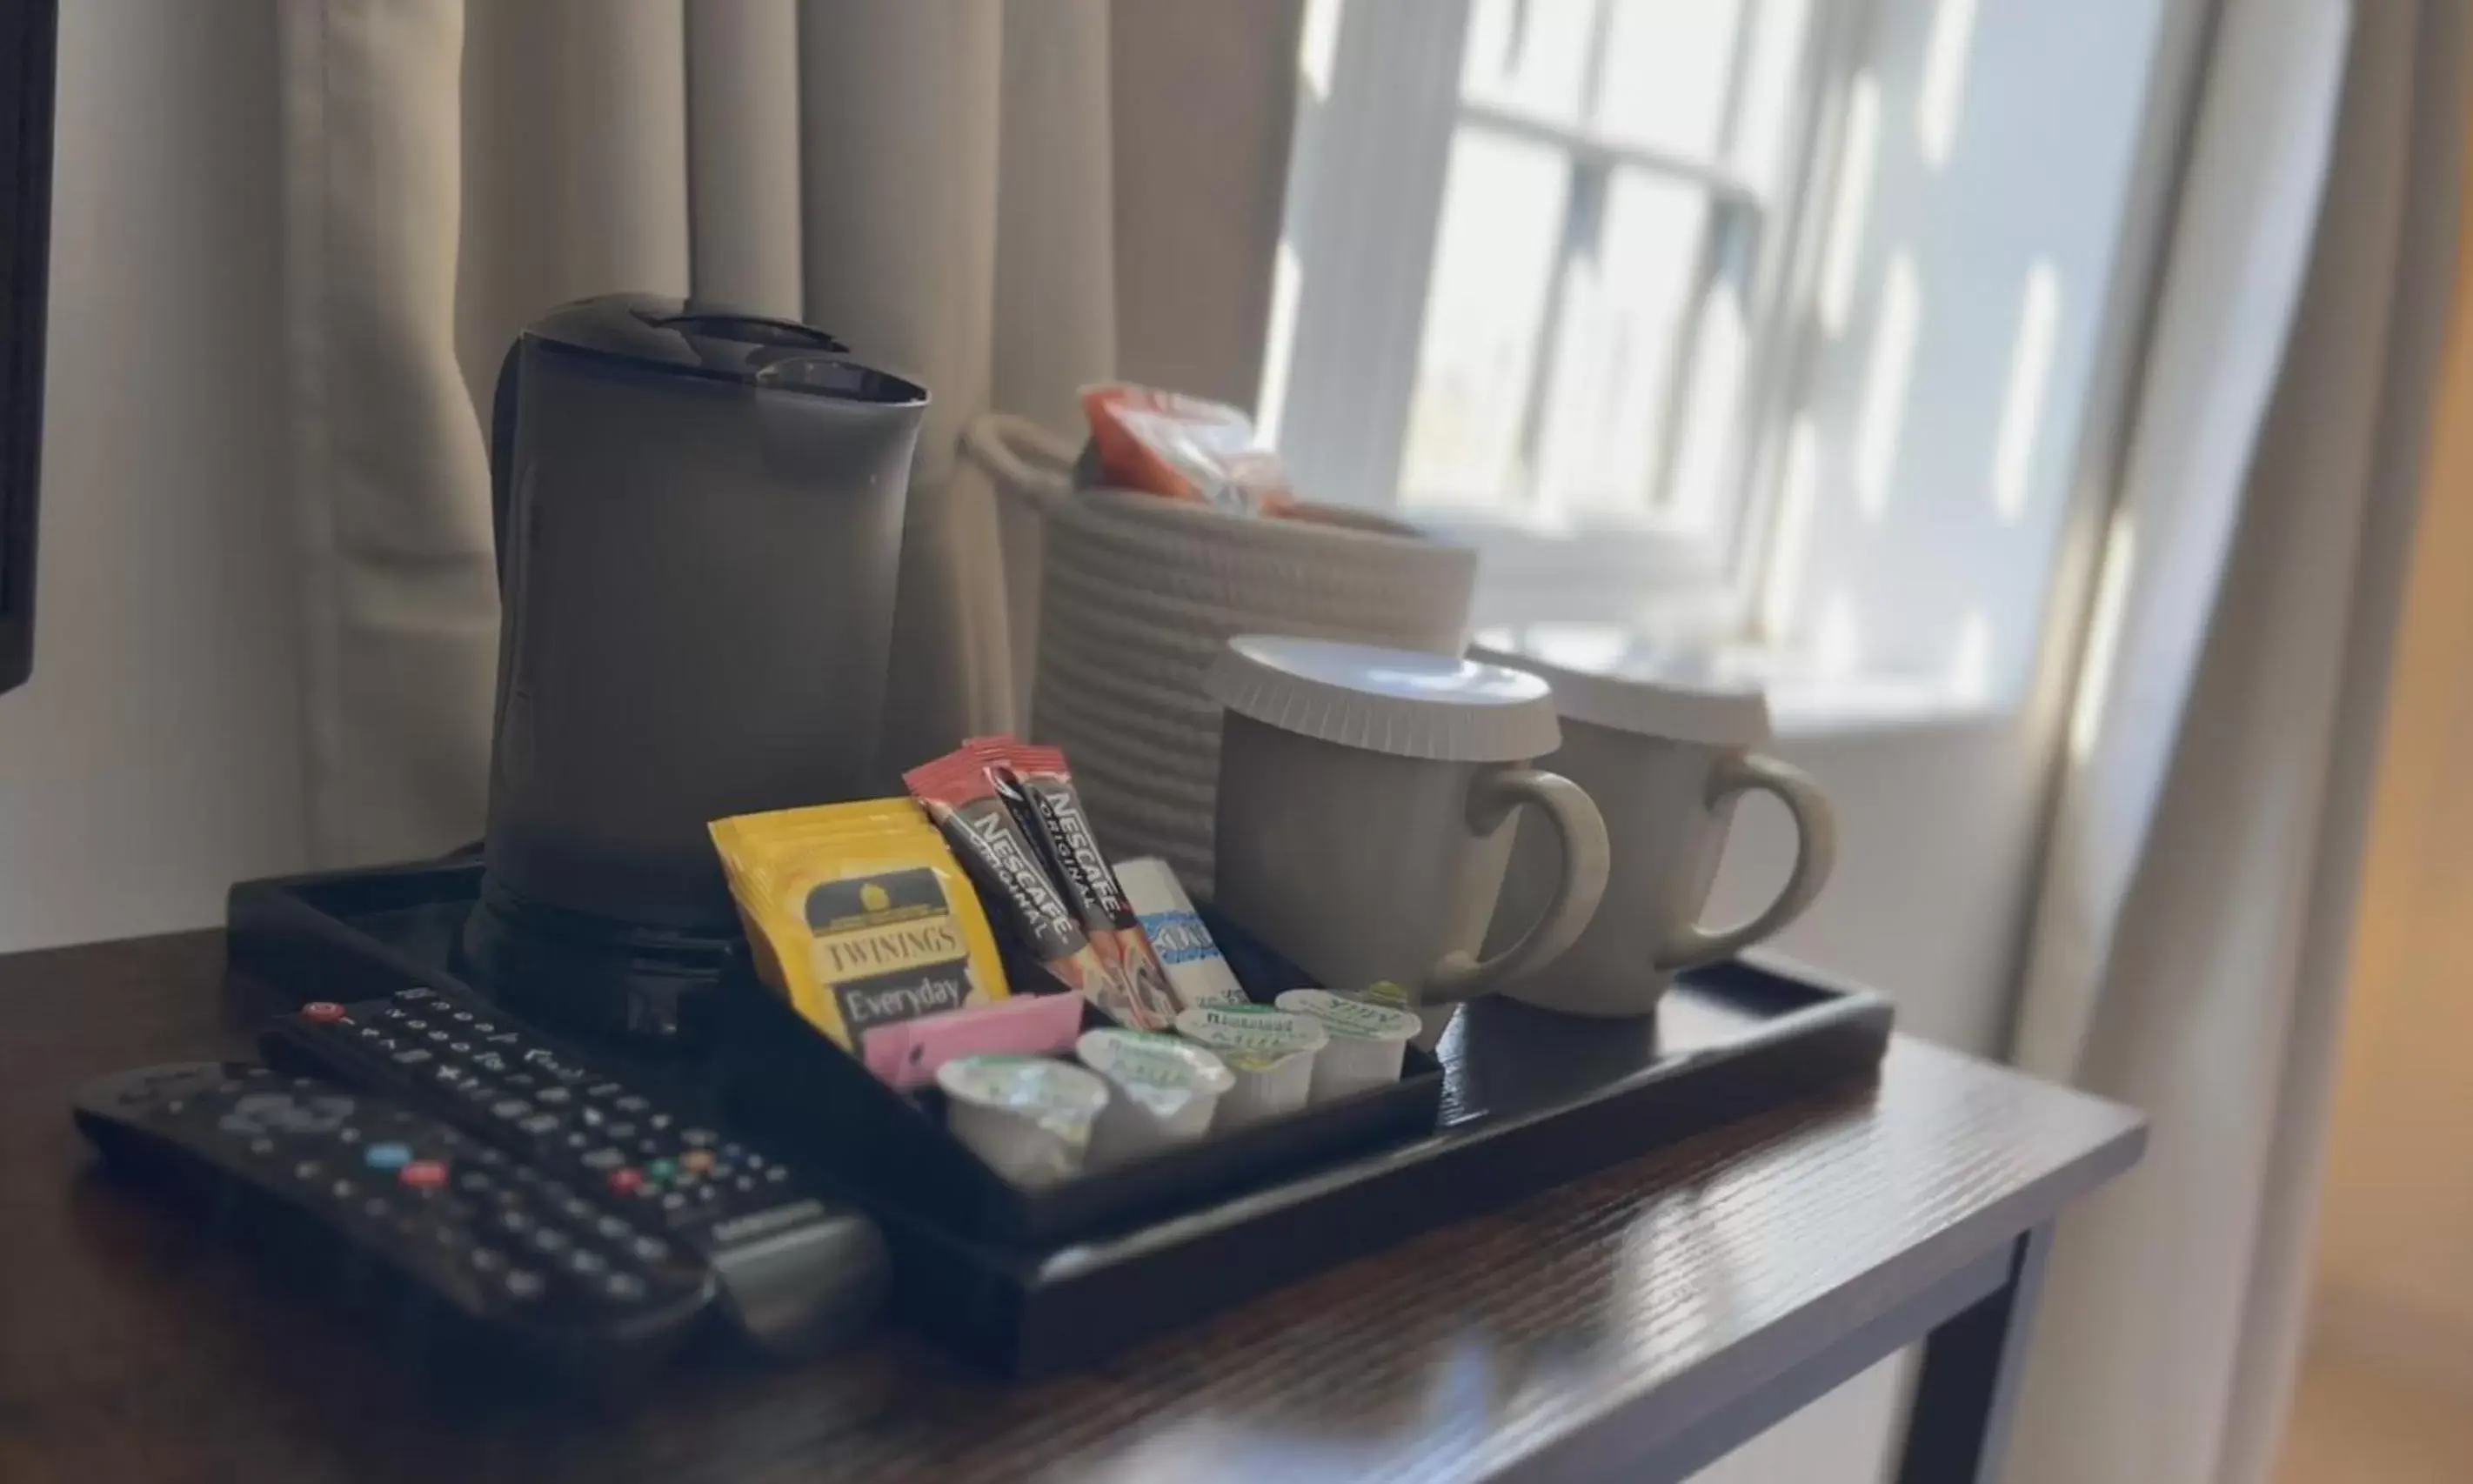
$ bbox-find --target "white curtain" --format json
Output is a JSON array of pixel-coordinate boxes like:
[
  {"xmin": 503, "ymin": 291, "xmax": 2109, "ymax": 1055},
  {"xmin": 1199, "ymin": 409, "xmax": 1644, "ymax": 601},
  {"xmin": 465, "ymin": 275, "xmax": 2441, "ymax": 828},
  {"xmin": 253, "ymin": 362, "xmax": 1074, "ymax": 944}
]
[
  {"xmin": 272, "ymin": 0, "xmax": 1297, "ymax": 864},
  {"xmin": 2002, "ymin": 1, "xmax": 2470, "ymax": 1481}
]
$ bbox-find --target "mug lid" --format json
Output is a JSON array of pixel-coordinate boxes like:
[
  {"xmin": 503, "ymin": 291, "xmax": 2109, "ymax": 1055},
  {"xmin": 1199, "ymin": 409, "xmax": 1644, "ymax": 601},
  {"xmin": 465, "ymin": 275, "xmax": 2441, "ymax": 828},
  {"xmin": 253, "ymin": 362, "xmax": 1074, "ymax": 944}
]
[
  {"xmin": 1470, "ymin": 637, "xmax": 1772, "ymax": 746},
  {"xmin": 1206, "ymin": 637, "xmax": 1563, "ymax": 762}
]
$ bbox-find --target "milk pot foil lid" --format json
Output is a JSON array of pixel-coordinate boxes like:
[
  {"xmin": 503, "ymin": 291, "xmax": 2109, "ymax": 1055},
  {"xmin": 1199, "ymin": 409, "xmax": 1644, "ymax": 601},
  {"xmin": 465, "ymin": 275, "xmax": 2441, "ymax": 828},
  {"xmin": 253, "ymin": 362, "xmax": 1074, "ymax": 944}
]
[{"xmin": 1204, "ymin": 636, "xmax": 1563, "ymax": 763}]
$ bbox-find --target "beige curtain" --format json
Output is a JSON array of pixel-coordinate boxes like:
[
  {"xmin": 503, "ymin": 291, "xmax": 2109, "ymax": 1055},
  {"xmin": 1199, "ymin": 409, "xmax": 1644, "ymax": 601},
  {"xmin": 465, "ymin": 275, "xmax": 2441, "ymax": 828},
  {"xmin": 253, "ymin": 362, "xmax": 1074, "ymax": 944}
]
[
  {"xmin": 274, "ymin": 0, "xmax": 1296, "ymax": 865},
  {"xmin": 2002, "ymin": 1, "xmax": 2471, "ymax": 1481}
]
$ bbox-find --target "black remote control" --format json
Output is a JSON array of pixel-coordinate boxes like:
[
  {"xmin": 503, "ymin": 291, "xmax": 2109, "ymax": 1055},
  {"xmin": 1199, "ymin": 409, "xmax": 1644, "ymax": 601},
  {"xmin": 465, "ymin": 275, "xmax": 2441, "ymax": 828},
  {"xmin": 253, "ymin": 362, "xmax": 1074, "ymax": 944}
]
[
  {"xmin": 71, "ymin": 1061, "xmax": 714, "ymax": 1388},
  {"xmin": 261, "ymin": 985, "xmax": 887, "ymax": 1357}
]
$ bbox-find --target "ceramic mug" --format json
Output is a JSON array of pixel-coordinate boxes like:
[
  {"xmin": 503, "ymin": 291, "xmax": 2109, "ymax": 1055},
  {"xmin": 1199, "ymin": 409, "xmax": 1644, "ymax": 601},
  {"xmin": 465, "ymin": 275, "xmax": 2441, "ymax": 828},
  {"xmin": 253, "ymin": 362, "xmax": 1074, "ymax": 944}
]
[
  {"xmin": 1487, "ymin": 713, "xmax": 1835, "ymax": 1017},
  {"xmin": 1211, "ymin": 712, "xmax": 1610, "ymax": 1039}
]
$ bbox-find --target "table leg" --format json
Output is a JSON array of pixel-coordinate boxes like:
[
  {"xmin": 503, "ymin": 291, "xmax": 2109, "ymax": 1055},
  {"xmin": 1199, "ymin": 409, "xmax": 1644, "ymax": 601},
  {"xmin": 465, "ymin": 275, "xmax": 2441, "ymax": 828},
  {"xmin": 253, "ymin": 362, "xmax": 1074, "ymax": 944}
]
[{"xmin": 1894, "ymin": 1222, "xmax": 2055, "ymax": 1483}]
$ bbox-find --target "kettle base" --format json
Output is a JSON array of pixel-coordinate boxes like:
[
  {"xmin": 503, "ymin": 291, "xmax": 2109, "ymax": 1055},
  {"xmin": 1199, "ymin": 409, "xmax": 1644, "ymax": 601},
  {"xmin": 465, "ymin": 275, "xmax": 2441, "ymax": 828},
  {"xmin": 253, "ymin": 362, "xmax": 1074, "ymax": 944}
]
[{"xmin": 459, "ymin": 877, "xmax": 742, "ymax": 1049}]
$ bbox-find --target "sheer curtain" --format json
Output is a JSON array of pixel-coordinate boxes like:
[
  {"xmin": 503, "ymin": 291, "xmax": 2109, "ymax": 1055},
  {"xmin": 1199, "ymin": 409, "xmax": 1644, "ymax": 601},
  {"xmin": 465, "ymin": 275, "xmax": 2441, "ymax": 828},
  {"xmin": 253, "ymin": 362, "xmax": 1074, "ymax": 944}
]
[
  {"xmin": 2002, "ymin": 2, "xmax": 2470, "ymax": 1481},
  {"xmin": 274, "ymin": 0, "xmax": 1295, "ymax": 864}
]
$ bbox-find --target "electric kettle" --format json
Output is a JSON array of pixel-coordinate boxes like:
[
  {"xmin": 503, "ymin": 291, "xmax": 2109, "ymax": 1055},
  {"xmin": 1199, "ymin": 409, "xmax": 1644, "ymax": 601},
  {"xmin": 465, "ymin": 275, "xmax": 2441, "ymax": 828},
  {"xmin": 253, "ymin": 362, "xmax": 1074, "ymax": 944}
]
[{"xmin": 463, "ymin": 293, "xmax": 929, "ymax": 1042}]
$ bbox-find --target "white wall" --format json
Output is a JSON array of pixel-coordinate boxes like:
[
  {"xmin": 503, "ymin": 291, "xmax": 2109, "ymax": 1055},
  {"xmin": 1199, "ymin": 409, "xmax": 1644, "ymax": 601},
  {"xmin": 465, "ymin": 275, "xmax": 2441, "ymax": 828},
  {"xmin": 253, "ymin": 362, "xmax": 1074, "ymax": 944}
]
[{"xmin": 0, "ymin": 0, "xmax": 310, "ymax": 953}]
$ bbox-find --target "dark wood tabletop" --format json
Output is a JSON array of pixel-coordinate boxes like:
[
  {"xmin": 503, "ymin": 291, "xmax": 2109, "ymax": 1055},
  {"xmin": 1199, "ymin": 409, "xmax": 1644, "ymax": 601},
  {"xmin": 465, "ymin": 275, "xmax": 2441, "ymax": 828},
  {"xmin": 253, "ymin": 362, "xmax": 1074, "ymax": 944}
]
[{"xmin": 0, "ymin": 931, "xmax": 2142, "ymax": 1484}]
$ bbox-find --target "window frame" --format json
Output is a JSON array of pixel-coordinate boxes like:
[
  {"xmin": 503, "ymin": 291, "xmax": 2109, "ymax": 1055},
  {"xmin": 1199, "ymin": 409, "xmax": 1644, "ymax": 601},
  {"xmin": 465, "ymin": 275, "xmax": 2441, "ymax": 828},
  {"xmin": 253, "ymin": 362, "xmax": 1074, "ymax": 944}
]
[{"xmin": 1266, "ymin": 0, "xmax": 1873, "ymax": 637}]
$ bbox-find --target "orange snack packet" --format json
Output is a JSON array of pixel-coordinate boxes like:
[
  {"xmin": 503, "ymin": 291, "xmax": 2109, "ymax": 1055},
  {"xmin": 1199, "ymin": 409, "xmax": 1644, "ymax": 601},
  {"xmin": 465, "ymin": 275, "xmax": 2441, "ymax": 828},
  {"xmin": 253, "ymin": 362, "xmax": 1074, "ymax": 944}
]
[{"xmin": 1079, "ymin": 383, "xmax": 1297, "ymax": 517}]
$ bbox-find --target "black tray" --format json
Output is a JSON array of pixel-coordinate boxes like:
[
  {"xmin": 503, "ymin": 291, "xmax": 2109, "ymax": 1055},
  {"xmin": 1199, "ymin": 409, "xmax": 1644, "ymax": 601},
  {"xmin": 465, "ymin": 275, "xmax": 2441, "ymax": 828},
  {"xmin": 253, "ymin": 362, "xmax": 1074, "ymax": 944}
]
[
  {"xmin": 718, "ymin": 923, "xmax": 1445, "ymax": 1247},
  {"xmin": 227, "ymin": 858, "xmax": 1895, "ymax": 1375}
]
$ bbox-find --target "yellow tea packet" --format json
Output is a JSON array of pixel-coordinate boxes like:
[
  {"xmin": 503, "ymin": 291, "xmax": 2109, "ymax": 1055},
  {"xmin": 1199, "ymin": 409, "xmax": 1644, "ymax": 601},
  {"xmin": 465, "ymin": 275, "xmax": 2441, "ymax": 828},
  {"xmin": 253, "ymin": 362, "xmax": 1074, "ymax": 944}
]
[{"xmin": 709, "ymin": 799, "xmax": 1010, "ymax": 1051}]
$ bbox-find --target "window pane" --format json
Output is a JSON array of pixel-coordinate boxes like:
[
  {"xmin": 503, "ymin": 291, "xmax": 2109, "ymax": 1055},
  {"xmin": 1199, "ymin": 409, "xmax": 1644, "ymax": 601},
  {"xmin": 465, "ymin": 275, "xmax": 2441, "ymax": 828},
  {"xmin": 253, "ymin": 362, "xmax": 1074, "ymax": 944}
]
[
  {"xmin": 1592, "ymin": 0, "xmax": 1744, "ymax": 159},
  {"xmin": 1399, "ymin": 127, "xmax": 1572, "ymax": 509},
  {"xmin": 1534, "ymin": 169, "xmax": 1708, "ymax": 517},
  {"xmin": 1460, "ymin": 0, "xmax": 1598, "ymax": 126},
  {"xmin": 1731, "ymin": 0, "xmax": 1814, "ymax": 193}
]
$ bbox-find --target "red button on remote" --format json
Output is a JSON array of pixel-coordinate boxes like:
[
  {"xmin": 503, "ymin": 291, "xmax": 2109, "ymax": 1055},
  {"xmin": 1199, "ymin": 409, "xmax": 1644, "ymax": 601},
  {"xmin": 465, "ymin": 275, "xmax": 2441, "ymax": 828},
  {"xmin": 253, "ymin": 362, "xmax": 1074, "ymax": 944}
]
[
  {"xmin": 398, "ymin": 1160, "xmax": 449, "ymax": 1189},
  {"xmin": 303, "ymin": 1001, "xmax": 347, "ymax": 1024},
  {"xmin": 607, "ymin": 1167, "xmax": 644, "ymax": 1196}
]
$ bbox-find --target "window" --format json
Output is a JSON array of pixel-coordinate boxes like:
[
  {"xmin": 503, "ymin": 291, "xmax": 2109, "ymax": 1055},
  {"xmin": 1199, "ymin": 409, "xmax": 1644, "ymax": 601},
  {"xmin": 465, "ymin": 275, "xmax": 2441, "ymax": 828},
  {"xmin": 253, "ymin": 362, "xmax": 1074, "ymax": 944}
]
[
  {"xmin": 1264, "ymin": 0, "xmax": 1844, "ymax": 634},
  {"xmin": 1264, "ymin": 0, "xmax": 2180, "ymax": 716}
]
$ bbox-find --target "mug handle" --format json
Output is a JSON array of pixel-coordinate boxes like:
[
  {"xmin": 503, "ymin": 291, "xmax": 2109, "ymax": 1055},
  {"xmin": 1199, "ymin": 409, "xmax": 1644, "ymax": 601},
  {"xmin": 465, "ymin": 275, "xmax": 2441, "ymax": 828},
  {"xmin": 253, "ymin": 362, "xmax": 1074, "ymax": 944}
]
[
  {"xmin": 1427, "ymin": 768, "xmax": 1611, "ymax": 1004},
  {"xmin": 1654, "ymin": 752, "xmax": 1837, "ymax": 972}
]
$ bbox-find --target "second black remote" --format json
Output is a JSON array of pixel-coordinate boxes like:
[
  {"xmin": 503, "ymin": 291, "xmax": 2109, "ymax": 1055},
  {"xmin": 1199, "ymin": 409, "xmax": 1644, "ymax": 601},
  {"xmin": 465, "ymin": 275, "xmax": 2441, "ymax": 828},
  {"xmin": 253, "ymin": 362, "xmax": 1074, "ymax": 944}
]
[{"xmin": 262, "ymin": 985, "xmax": 887, "ymax": 1358}]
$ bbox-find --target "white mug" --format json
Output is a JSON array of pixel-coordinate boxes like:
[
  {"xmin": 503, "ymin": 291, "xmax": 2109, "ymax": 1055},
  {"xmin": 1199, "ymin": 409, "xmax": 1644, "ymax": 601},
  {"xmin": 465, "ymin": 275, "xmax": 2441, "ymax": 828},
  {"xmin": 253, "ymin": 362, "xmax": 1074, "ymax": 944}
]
[
  {"xmin": 1205, "ymin": 638, "xmax": 1613, "ymax": 1039},
  {"xmin": 1480, "ymin": 652, "xmax": 1835, "ymax": 1018}
]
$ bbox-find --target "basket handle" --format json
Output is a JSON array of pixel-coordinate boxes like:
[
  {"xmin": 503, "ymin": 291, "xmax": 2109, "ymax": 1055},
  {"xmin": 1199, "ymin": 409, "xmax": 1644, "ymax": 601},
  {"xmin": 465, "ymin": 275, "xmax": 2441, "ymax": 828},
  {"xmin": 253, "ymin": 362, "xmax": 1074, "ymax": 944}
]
[{"xmin": 961, "ymin": 412, "xmax": 1079, "ymax": 517}]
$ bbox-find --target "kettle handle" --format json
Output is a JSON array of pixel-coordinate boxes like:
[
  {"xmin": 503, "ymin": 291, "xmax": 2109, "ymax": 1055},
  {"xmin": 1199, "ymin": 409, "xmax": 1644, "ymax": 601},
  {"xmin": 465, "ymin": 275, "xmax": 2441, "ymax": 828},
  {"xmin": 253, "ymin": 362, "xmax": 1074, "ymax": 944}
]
[{"xmin": 961, "ymin": 413, "xmax": 1077, "ymax": 517}]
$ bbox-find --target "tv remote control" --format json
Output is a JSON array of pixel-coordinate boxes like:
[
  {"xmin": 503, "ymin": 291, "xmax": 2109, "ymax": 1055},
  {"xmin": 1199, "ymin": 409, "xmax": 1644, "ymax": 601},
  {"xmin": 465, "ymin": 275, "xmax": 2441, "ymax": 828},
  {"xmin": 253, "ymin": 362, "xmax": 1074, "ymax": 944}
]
[
  {"xmin": 72, "ymin": 1061, "xmax": 714, "ymax": 1388},
  {"xmin": 262, "ymin": 985, "xmax": 887, "ymax": 1357}
]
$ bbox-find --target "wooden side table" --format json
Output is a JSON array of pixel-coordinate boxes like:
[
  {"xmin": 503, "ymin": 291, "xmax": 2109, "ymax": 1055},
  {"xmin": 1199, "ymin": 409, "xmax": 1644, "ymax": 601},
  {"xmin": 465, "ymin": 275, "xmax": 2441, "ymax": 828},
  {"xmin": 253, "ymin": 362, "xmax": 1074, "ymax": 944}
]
[{"xmin": 0, "ymin": 930, "xmax": 2142, "ymax": 1483}]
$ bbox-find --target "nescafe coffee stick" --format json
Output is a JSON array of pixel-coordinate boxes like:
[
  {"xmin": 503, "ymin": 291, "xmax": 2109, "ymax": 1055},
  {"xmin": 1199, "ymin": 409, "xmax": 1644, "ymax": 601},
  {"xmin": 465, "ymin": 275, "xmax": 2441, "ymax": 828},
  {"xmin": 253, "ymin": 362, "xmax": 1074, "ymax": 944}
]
[
  {"xmin": 975, "ymin": 739, "xmax": 1180, "ymax": 1031},
  {"xmin": 904, "ymin": 750, "xmax": 1140, "ymax": 1025}
]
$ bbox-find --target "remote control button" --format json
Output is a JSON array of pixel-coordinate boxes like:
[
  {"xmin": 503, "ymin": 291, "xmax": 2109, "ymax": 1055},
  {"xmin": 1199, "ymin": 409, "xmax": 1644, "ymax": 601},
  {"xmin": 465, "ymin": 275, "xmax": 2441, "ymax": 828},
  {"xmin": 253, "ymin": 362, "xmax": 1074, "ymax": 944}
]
[
  {"xmin": 565, "ymin": 1133, "xmax": 591, "ymax": 1151},
  {"xmin": 392, "ymin": 1049, "xmax": 433, "ymax": 1067},
  {"xmin": 558, "ymin": 1197, "xmax": 595, "ymax": 1222},
  {"xmin": 518, "ymin": 1113, "xmax": 560, "ymax": 1136},
  {"xmin": 732, "ymin": 1176, "xmax": 757, "ymax": 1193},
  {"xmin": 247, "ymin": 1138, "xmax": 276, "ymax": 1157},
  {"xmin": 536, "ymin": 1087, "xmax": 571, "ymax": 1106},
  {"xmin": 595, "ymin": 1215, "xmax": 631, "ymax": 1240},
  {"xmin": 528, "ymin": 1226, "xmax": 571, "ymax": 1254},
  {"xmin": 330, "ymin": 1179, "xmax": 358, "ymax": 1200},
  {"xmin": 582, "ymin": 1148, "xmax": 625, "ymax": 1172},
  {"xmin": 660, "ymin": 1192, "xmax": 687, "ymax": 1213},
  {"xmin": 425, "ymin": 1031, "xmax": 450, "ymax": 1044},
  {"xmin": 470, "ymin": 1247, "xmax": 508, "ymax": 1273},
  {"xmin": 579, "ymin": 1106, "xmax": 605, "ymax": 1128},
  {"xmin": 565, "ymin": 1248, "xmax": 606, "ymax": 1276},
  {"xmin": 630, "ymin": 1235, "xmax": 670, "ymax": 1263},
  {"xmin": 293, "ymin": 1160, "xmax": 324, "ymax": 1181},
  {"xmin": 602, "ymin": 1273, "xmax": 645, "ymax": 1303},
  {"xmin": 588, "ymin": 1081, "xmax": 624, "ymax": 1099},
  {"xmin": 490, "ymin": 1100, "xmax": 530, "ymax": 1120},
  {"xmin": 606, "ymin": 1167, "xmax": 644, "ymax": 1196},
  {"xmin": 398, "ymin": 1160, "xmax": 449, "ymax": 1190},
  {"xmin": 645, "ymin": 1158, "xmax": 677, "ymax": 1183},
  {"xmin": 362, "ymin": 1142, "xmax": 411, "ymax": 1170},
  {"xmin": 448, "ymin": 1041, "xmax": 471, "ymax": 1054},
  {"xmin": 470, "ymin": 1146, "xmax": 506, "ymax": 1166},
  {"xmin": 722, "ymin": 1141, "xmax": 745, "ymax": 1158},
  {"xmin": 336, "ymin": 1128, "xmax": 361, "ymax": 1146},
  {"xmin": 606, "ymin": 1122, "xmax": 639, "ymax": 1141},
  {"xmin": 302, "ymin": 1002, "xmax": 347, "ymax": 1024},
  {"xmin": 763, "ymin": 1166, "xmax": 788, "ymax": 1184},
  {"xmin": 681, "ymin": 1128, "xmax": 719, "ymax": 1148},
  {"xmin": 497, "ymin": 1208, "xmax": 533, "ymax": 1235},
  {"xmin": 504, "ymin": 1270, "xmax": 545, "ymax": 1300},
  {"xmin": 404, "ymin": 1018, "xmax": 429, "ymax": 1032},
  {"xmin": 695, "ymin": 1186, "xmax": 718, "ymax": 1203},
  {"xmin": 615, "ymin": 1094, "xmax": 650, "ymax": 1113},
  {"xmin": 647, "ymin": 1113, "xmax": 672, "ymax": 1132},
  {"xmin": 680, "ymin": 1150, "xmax": 715, "ymax": 1174},
  {"xmin": 400, "ymin": 986, "xmax": 433, "ymax": 1000}
]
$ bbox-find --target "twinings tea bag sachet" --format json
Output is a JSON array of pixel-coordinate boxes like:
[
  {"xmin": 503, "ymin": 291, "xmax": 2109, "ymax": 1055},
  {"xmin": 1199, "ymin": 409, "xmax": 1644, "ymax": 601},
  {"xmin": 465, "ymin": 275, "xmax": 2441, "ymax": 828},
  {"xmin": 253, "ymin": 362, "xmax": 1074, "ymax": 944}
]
[{"xmin": 708, "ymin": 799, "xmax": 1009, "ymax": 1052}]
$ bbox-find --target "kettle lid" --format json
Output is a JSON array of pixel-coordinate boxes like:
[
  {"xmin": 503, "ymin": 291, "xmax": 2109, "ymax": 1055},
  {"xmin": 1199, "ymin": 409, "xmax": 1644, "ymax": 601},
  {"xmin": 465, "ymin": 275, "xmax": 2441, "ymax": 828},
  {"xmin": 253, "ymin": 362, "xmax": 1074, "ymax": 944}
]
[{"xmin": 522, "ymin": 293, "xmax": 927, "ymax": 405}]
